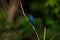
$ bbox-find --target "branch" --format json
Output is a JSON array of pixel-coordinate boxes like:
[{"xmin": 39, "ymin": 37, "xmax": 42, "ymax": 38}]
[
  {"xmin": 15, "ymin": 1, "xmax": 40, "ymax": 40},
  {"xmin": 50, "ymin": 33, "xmax": 60, "ymax": 40},
  {"xmin": 43, "ymin": 26, "xmax": 46, "ymax": 40}
]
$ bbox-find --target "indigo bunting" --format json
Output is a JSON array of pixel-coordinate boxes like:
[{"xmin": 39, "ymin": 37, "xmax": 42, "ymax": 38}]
[{"xmin": 28, "ymin": 14, "xmax": 35, "ymax": 25}]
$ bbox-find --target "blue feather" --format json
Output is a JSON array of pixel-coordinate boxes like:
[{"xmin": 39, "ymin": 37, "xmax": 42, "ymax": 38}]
[{"xmin": 28, "ymin": 15, "xmax": 35, "ymax": 25}]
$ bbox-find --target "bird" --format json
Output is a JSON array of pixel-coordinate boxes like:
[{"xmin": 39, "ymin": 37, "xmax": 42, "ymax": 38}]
[{"xmin": 28, "ymin": 14, "xmax": 35, "ymax": 25}]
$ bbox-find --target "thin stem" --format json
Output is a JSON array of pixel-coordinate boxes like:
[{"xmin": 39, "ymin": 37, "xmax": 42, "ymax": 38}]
[
  {"xmin": 15, "ymin": 8, "xmax": 40, "ymax": 40},
  {"xmin": 32, "ymin": 25, "xmax": 40, "ymax": 40},
  {"xmin": 15, "ymin": 1, "xmax": 40, "ymax": 40},
  {"xmin": 43, "ymin": 26, "xmax": 46, "ymax": 40},
  {"xmin": 50, "ymin": 33, "xmax": 60, "ymax": 40},
  {"xmin": 19, "ymin": 1, "xmax": 40, "ymax": 40},
  {"xmin": 20, "ymin": 1, "xmax": 29, "ymax": 22}
]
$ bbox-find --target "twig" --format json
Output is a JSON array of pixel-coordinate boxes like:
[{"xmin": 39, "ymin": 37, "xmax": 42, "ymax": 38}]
[
  {"xmin": 15, "ymin": 8, "xmax": 22, "ymax": 14},
  {"xmin": 50, "ymin": 33, "xmax": 60, "ymax": 40},
  {"xmin": 15, "ymin": 1, "xmax": 40, "ymax": 40},
  {"xmin": 43, "ymin": 26, "xmax": 46, "ymax": 40},
  {"xmin": 19, "ymin": 1, "xmax": 40, "ymax": 40}
]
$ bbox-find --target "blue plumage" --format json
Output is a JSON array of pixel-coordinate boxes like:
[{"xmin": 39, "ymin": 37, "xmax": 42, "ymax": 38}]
[{"xmin": 28, "ymin": 15, "xmax": 35, "ymax": 25}]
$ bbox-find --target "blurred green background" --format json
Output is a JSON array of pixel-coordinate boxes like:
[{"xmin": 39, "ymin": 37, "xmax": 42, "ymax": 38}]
[{"xmin": 0, "ymin": 0, "xmax": 60, "ymax": 40}]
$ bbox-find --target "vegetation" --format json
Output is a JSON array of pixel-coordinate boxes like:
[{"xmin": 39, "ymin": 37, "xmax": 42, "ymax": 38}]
[{"xmin": 0, "ymin": 0, "xmax": 60, "ymax": 40}]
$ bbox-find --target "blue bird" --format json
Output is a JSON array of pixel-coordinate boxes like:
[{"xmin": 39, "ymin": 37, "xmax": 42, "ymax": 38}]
[{"xmin": 28, "ymin": 14, "xmax": 35, "ymax": 25}]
